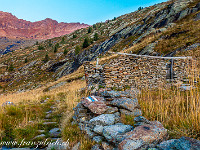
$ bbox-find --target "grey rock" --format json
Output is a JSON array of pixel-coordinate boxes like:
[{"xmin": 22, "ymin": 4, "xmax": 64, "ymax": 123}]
[
  {"xmin": 47, "ymin": 138, "xmax": 70, "ymax": 150},
  {"xmin": 72, "ymin": 142, "xmax": 80, "ymax": 150},
  {"xmin": 134, "ymin": 116, "xmax": 151, "ymax": 124},
  {"xmin": 111, "ymin": 98, "xmax": 139, "ymax": 112},
  {"xmin": 89, "ymin": 114, "xmax": 117, "ymax": 126},
  {"xmin": 93, "ymin": 125, "xmax": 104, "ymax": 135},
  {"xmin": 100, "ymin": 90, "xmax": 122, "ymax": 98},
  {"xmin": 157, "ymin": 139, "xmax": 177, "ymax": 150},
  {"xmin": 157, "ymin": 137, "xmax": 200, "ymax": 150},
  {"xmin": 102, "ymin": 124, "xmax": 133, "ymax": 143},
  {"xmin": 84, "ymin": 127, "xmax": 96, "ymax": 138},
  {"xmin": 49, "ymin": 128, "xmax": 61, "ymax": 137},
  {"xmin": 195, "ymin": 12, "xmax": 200, "ymax": 21},
  {"xmin": 105, "ymin": 106, "xmax": 118, "ymax": 114},
  {"xmin": 33, "ymin": 134, "xmax": 45, "ymax": 140},
  {"xmin": 93, "ymin": 136, "xmax": 103, "ymax": 143},
  {"xmin": 42, "ymin": 122, "xmax": 57, "ymax": 125},
  {"xmin": 102, "ymin": 142, "xmax": 115, "ymax": 150},
  {"xmin": 119, "ymin": 121, "xmax": 167, "ymax": 149},
  {"xmin": 120, "ymin": 109, "xmax": 142, "ymax": 117},
  {"xmin": 91, "ymin": 144, "xmax": 103, "ymax": 150}
]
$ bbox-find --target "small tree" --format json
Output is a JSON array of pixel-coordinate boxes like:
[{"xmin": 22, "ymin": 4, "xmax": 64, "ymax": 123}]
[
  {"xmin": 64, "ymin": 49, "xmax": 68, "ymax": 55},
  {"xmin": 88, "ymin": 27, "xmax": 92, "ymax": 33},
  {"xmin": 73, "ymin": 34, "xmax": 77, "ymax": 38},
  {"xmin": 82, "ymin": 37, "xmax": 90, "ymax": 48},
  {"xmin": 138, "ymin": 7, "xmax": 143, "ymax": 11},
  {"xmin": 93, "ymin": 24, "xmax": 96, "ymax": 29},
  {"xmin": 38, "ymin": 45, "xmax": 44, "ymax": 50},
  {"xmin": 61, "ymin": 37, "xmax": 65, "ymax": 44},
  {"xmin": 8, "ymin": 64, "xmax": 14, "ymax": 71},
  {"xmin": 36, "ymin": 41, "xmax": 39, "ymax": 45},
  {"xmin": 44, "ymin": 54, "xmax": 49, "ymax": 63},
  {"xmin": 113, "ymin": 17, "xmax": 116, "ymax": 20},
  {"xmin": 24, "ymin": 58, "xmax": 28, "ymax": 63},
  {"xmin": 75, "ymin": 46, "xmax": 81, "ymax": 55},
  {"xmin": 54, "ymin": 46, "xmax": 57, "ymax": 53},
  {"xmin": 94, "ymin": 33, "xmax": 99, "ymax": 41}
]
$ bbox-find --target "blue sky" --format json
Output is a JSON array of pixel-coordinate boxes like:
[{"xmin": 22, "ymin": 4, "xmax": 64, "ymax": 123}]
[{"xmin": 0, "ymin": 0, "xmax": 167, "ymax": 25}]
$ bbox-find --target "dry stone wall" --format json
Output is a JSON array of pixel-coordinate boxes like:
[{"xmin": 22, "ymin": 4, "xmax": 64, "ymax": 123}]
[{"xmin": 84, "ymin": 53, "xmax": 192, "ymax": 89}]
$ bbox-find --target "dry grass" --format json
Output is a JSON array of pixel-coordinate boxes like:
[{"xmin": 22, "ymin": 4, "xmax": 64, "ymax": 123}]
[{"xmin": 138, "ymin": 51, "xmax": 200, "ymax": 139}]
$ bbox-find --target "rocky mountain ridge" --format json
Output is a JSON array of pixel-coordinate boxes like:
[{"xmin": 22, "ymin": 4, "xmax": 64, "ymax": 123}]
[{"xmin": 0, "ymin": 11, "xmax": 89, "ymax": 40}]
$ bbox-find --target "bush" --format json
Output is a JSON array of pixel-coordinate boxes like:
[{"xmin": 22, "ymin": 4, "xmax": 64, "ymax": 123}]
[
  {"xmin": 8, "ymin": 64, "xmax": 14, "ymax": 71},
  {"xmin": 94, "ymin": 33, "xmax": 99, "ymax": 41},
  {"xmin": 73, "ymin": 34, "xmax": 77, "ymax": 38},
  {"xmin": 43, "ymin": 54, "xmax": 49, "ymax": 63},
  {"xmin": 54, "ymin": 46, "xmax": 58, "ymax": 53},
  {"xmin": 64, "ymin": 49, "xmax": 69, "ymax": 55},
  {"xmin": 24, "ymin": 58, "xmax": 28, "ymax": 63},
  {"xmin": 38, "ymin": 45, "xmax": 44, "ymax": 50},
  {"xmin": 75, "ymin": 46, "xmax": 81, "ymax": 55},
  {"xmin": 88, "ymin": 27, "xmax": 92, "ymax": 33},
  {"xmin": 82, "ymin": 37, "xmax": 90, "ymax": 48}
]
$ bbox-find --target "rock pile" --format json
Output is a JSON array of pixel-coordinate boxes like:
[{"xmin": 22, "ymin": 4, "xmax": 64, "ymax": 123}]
[
  {"xmin": 73, "ymin": 88, "xmax": 200, "ymax": 150},
  {"xmin": 72, "ymin": 89, "xmax": 169, "ymax": 149}
]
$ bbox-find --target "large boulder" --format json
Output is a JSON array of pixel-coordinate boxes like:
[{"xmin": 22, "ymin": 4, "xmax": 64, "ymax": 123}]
[
  {"xmin": 111, "ymin": 98, "xmax": 139, "ymax": 112},
  {"xmin": 102, "ymin": 124, "xmax": 133, "ymax": 144},
  {"xmin": 89, "ymin": 114, "xmax": 119, "ymax": 126},
  {"xmin": 118, "ymin": 121, "xmax": 167, "ymax": 150},
  {"xmin": 157, "ymin": 137, "xmax": 200, "ymax": 150}
]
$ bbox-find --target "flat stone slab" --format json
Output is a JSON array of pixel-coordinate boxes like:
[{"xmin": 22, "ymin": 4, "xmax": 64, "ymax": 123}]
[
  {"xmin": 103, "ymin": 124, "xmax": 133, "ymax": 143},
  {"xmin": 82, "ymin": 96, "xmax": 108, "ymax": 114},
  {"xmin": 43, "ymin": 122, "xmax": 57, "ymax": 125},
  {"xmin": 89, "ymin": 114, "xmax": 117, "ymax": 126},
  {"xmin": 119, "ymin": 121, "xmax": 167, "ymax": 150},
  {"xmin": 111, "ymin": 98, "xmax": 139, "ymax": 112}
]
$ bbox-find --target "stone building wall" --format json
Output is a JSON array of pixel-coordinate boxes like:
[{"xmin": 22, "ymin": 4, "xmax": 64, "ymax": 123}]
[{"xmin": 84, "ymin": 53, "xmax": 192, "ymax": 89}]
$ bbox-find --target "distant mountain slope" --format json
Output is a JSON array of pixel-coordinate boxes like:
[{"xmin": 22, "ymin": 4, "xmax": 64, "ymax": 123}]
[{"xmin": 0, "ymin": 11, "xmax": 89, "ymax": 40}]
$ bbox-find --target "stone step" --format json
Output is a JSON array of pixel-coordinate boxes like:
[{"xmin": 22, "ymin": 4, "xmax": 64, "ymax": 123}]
[{"xmin": 43, "ymin": 122, "xmax": 57, "ymax": 125}]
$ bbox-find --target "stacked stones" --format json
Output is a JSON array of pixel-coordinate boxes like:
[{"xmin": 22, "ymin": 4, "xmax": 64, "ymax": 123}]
[
  {"xmin": 84, "ymin": 53, "xmax": 192, "ymax": 89},
  {"xmin": 72, "ymin": 89, "xmax": 169, "ymax": 149},
  {"xmin": 84, "ymin": 61, "xmax": 105, "ymax": 89}
]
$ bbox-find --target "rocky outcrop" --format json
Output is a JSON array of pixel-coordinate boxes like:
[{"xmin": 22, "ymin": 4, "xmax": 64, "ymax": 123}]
[{"xmin": 0, "ymin": 11, "xmax": 89, "ymax": 40}]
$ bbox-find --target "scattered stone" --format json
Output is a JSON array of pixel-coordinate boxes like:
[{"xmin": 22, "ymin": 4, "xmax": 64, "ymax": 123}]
[
  {"xmin": 102, "ymin": 142, "xmax": 115, "ymax": 150},
  {"xmin": 49, "ymin": 128, "xmax": 61, "ymax": 137},
  {"xmin": 42, "ymin": 122, "xmax": 57, "ymax": 125},
  {"xmin": 72, "ymin": 142, "xmax": 81, "ymax": 150},
  {"xmin": 103, "ymin": 124, "xmax": 133, "ymax": 143},
  {"xmin": 46, "ymin": 138, "xmax": 70, "ymax": 150},
  {"xmin": 33, "ymin": 134, "xmax": 45, "ymax": 140},
  {"xmin": 93, "ymin": 136, "xmax": 103, "ymax": 143},
  {"xmin": 45, "ymin": 113, "xmax": 52, "ymax": 119},
  {"xmin": 37, "ymin": 130, "xmax": 45, "ymax": 133},
  {"xmin": 157, "ymin": 139, "xmax": 177, "ymax": 150},
  {"xmin": 119, "ymin": 121, "xmax": 168, "ymax": 150},
  {"xmin": 111, "ymin": 98, "xmax": 139, "ymax": 112},
  {"xmin": 91, "ymin": 144, "xmax": 103, "ymax": 150}
]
